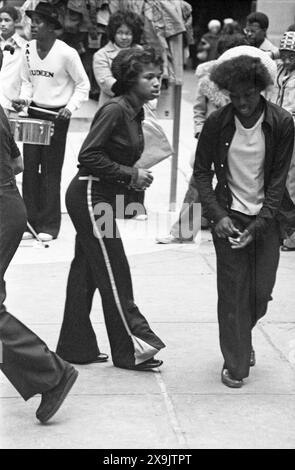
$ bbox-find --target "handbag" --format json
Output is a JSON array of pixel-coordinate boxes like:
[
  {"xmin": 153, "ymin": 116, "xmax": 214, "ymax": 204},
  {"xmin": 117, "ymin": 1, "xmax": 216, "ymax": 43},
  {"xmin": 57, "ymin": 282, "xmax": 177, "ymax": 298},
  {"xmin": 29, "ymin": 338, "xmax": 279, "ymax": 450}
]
[{"xmin": 134, "ymin": 105, "xmax": 173, "ymax": 169}]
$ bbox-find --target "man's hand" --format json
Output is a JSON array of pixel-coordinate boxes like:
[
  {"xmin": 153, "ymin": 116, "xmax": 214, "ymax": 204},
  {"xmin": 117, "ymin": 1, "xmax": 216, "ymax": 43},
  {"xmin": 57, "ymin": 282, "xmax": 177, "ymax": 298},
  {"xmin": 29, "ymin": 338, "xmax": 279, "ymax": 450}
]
[
  {"xmin": 12, "ymin": 156, "xmax": 24, "ymax": 175},
  {"xmin": 57, "ymin": 107, "xmax": 72, "ymax": 120},
  {"xmin": 11, "ymin": 99, "xmax": 27, "ymax": 112},
  {"xmin": 133, "ymin": 169, "xmax": 153, "ymax": 190},
  {"xmin": 215, "ymin": 216, "xmax": 241, "ymax": 238},
  {"xmin": 228, "ymin": 229, "xmax": 253, "ymax": 250}
]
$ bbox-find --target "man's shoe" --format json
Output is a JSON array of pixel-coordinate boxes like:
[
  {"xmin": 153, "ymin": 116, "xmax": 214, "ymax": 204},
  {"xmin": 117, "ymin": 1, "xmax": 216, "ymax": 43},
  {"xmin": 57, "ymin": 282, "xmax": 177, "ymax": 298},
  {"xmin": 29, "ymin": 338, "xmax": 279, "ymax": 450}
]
[
  {"xmin": 36, "ymin": 366, "xmax": 78, "ymax": 423},
  {"xmin": 123, "ymin": 358, "xmax": 163, "ymax": 371},
  {"xmin": 221, "ymin": 368, "xmax": 243, "ymax": 388},
  {"xmin": 22, "ymin": 231, "xmax": 33, "ymax": 240},
  {"xmin": 70, "ymin": 353, "xmax": 109, "ymax": 365},
  {"xmin": 156, "ymin": 234, "xmax": 194, "ymax": 244},
  {"xmin": 250, "ymin": 348, "xmax": 256, "ymax": 367},
  {"xmin": 38, "ymin": 233, "xmax": 53, "ymax": 242}
]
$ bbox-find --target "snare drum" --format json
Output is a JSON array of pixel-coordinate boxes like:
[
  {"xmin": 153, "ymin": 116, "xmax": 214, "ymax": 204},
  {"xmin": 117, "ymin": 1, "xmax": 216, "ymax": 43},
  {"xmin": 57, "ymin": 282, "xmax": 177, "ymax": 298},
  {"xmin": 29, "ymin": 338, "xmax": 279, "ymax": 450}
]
[{"xmin": 9, "ymin": 118, "xmax": 54, "ymax": 145}]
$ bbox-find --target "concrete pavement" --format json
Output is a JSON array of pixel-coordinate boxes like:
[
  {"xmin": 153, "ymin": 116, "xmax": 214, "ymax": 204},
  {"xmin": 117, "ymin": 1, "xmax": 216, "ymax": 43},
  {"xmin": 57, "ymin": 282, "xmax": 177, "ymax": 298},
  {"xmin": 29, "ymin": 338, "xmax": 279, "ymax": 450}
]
[{"xmin": 1, "ymin": 71, "xmax": 295, "ymax": 449}]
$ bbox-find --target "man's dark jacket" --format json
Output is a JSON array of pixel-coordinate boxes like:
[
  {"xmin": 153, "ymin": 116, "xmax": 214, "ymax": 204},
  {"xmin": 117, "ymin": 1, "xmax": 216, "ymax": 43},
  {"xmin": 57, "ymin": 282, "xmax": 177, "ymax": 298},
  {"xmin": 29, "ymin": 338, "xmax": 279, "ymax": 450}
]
[{"xmin": 194, "ymin": 98, "xmax": 295, "ymax": 237}]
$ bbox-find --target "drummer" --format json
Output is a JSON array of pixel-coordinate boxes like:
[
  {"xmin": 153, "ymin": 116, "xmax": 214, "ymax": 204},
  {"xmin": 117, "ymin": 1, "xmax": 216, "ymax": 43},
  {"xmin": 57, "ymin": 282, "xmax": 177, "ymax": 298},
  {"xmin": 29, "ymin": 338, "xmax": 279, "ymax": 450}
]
[{"xmin": 12, "ymin": 2, "xmax": 89, "ymax": 242}]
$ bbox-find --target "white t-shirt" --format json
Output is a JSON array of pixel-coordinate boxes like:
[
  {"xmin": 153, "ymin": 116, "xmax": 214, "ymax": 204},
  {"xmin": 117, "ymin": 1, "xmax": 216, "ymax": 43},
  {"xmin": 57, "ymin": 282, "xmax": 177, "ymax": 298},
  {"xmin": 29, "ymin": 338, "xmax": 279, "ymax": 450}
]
[
  {"xmin": 227, "ymin": 112, "xmax": 265, "ymax": 216},
  {"xmin": 19, "ymin": 39, "xmax": 90, "ymax": 113}
]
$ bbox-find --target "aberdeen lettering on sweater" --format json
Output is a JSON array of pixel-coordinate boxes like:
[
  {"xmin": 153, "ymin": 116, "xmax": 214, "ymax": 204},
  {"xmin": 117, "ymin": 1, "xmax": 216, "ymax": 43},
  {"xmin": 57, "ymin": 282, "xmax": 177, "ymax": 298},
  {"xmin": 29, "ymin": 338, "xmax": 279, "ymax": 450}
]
[{"xmin": 19, "ymin": 39, "xmax": 89, "ymax": 113}]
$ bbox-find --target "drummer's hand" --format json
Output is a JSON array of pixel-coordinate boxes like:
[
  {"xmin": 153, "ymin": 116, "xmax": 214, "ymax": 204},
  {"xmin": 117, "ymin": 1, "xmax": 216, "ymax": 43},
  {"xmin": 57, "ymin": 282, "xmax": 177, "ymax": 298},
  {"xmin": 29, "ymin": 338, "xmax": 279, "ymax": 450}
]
[
  {"xmin": 57, "ymin": 107, "xmax": 72, "ymax": 120},
  {"xmin": 11, "ymin": 99, "xmax": 26, "ymax": 112}
]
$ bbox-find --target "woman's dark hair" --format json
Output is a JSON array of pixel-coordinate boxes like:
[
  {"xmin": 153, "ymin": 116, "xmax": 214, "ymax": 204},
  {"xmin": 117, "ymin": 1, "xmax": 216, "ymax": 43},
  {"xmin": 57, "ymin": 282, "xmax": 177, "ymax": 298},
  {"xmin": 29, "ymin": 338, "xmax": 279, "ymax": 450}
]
[
  {"xmin": 217, "ymin": 33, "xmax": 249, "ymax": 56},
  {"xmin": 111, "ymin": 46, "xmax": 163, "ymax": 96},
  {"xmin": 107, "ymin": 10, "xmax": 143, "ymax": 45},
  {"xmin": 0, "ymin": 6, "xmax": 19, "ymax": 22},
  {"xmin": 211, "ymin": 55, "xmax": 273, "ymax": 92}
]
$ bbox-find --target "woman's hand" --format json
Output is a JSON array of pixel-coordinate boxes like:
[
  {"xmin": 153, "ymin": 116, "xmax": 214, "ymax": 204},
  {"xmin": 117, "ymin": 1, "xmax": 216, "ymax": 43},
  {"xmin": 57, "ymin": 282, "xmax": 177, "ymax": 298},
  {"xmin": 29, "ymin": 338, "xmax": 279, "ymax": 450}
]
[
  {"xmin": 228, "ymin": 229, "xmax": 253, "ymax": 250},
  {"xmin": 215, "ymin": 216, "xmax": 241, "ymax": 238},
  {"xmin": 12, "ymin": 156, "xmax": 24, "ymax": 175},
  {"xmin": 134, "ymin": 169, "xmax": 154, "ymax": 190}
]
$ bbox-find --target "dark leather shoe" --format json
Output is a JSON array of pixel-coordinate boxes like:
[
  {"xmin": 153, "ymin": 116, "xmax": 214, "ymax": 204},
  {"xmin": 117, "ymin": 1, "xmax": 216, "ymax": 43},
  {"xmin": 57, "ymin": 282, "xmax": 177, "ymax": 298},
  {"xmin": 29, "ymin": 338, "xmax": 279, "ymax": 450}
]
[
  {"xmin": 221, "ymin": 368, "xmax": 243, "ymax": 388},
  {"xmin": 70, "ymin": 353, "xmax": 109, "ymax": 365},
  {"xmin": 124, "ymin": 358, "xmax": 163, "ymax": 371},
  {"xmin": 36, "ymin": 366, "xmax": 78, "ymax": 423},
  {"xmin": 250, "ymin": 348, "xmax": 256, "ymax": 367},
  {"xmin": 281, "ymin": 245, "xmax": 295, "ymax": 251}
]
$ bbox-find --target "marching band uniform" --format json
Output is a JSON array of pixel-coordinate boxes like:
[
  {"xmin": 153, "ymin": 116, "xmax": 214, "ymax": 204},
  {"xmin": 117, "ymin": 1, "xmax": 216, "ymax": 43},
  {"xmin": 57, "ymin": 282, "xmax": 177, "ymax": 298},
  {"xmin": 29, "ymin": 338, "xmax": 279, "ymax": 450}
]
[{"xmin": 17, "ymin": 7, "xmax": 89, "ymax": 239}]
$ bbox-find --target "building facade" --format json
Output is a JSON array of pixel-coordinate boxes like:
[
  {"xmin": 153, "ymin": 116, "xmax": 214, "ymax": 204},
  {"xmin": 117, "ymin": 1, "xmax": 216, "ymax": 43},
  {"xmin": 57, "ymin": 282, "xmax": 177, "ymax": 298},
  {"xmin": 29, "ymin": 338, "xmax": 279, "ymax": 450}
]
[{"xmin": 257, "ymin": 0, "xmax": 295, "ymax": 45}]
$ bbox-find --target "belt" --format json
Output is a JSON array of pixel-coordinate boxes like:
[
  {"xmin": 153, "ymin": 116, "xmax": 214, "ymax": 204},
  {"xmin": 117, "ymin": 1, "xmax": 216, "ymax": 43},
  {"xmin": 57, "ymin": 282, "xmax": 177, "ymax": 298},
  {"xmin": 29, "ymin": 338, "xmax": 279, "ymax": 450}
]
[{"xmin": 79, "ymin": 176, "xmax": 100, "ymax": 182}]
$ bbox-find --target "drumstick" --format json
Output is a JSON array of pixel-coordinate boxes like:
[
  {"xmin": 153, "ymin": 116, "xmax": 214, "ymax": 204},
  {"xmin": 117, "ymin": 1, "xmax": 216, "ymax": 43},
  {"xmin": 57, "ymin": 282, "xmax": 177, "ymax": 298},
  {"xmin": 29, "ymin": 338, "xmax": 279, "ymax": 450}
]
[
  {"xmin": 28, "ymin": 106, "xmax": 59, "ymax": 117},
  {"xmin": 26, "ymin": 222, "xmax": 50, "ymax": 248}
]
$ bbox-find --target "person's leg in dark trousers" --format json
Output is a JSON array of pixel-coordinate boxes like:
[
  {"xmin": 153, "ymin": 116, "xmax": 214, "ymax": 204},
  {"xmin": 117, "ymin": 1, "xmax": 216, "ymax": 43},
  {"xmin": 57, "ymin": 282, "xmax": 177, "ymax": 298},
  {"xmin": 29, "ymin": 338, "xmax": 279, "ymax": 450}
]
[
  {"xmin": 38, "ymin": 118, "xmax": 69, "ymax": 237},
  {"xmin": 56, "ymin": 236, "xmax": 100, "ymax": 363},
  {"xmin": 213, "ymin": 234, "xmax": 252, "ymax": 380},
  {"xmin": 56, "ymin": 176, "xmax": 165, "ymax": 367},
  {"xmin": 250, "ymin": 222, "xmax": 281, "ymax": 328},
  {"xmin": 23, "ymin": 109, "xmax": 70, "ymax": 238},
  {"xmin": 22, "ymin": 143, "xmax": 41, "ymax": 231},
  {"xmin": 0, "ymin": 183, "xmax": 67, "ymax": 400}
]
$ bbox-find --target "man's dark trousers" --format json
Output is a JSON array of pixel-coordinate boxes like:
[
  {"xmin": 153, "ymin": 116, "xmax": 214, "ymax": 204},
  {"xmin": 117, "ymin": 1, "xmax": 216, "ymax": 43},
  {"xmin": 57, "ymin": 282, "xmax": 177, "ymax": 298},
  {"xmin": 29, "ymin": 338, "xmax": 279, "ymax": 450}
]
[
  {"xmin": 22, "ymin": 106, "xmax": 70, "ymax": 239},
  {"xmin": 0, "ymin": 181, "xmax": 66, "ymax": 400},
  {"xmin": 213, "ymin": 211, "xmax": 280, "ymax": 381}
]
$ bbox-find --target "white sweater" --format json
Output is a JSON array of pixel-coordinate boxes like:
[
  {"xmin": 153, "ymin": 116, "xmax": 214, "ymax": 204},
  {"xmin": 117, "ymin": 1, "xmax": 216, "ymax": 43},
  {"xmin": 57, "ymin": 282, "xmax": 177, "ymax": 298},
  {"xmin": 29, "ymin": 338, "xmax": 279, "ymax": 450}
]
[{"xmin": 19, "ymin": 39, "xmax": 90, "ymax": 113}]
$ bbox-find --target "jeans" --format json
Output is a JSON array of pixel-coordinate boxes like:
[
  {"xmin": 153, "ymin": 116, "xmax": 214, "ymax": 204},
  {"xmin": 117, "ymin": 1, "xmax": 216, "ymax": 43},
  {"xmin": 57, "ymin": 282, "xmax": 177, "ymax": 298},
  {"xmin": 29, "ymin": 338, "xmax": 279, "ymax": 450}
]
[
  {"xmin": 213, "ymin": 211, "xmax": 280, "ymax": 380},
  {"xmin": 0, "ymin": 181, "xmax": 66, "ymax": 400}
]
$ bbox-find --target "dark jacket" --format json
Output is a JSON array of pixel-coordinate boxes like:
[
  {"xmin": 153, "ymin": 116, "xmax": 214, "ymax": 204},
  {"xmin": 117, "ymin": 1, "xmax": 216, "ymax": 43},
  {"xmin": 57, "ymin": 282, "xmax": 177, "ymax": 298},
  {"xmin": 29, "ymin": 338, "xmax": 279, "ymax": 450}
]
[
  {"xmin": 0, "ymin": 106, "xmax": 20, "ymax": 185},
  {"xmin": 194, "ymin": 98, "xmax": 295, "ymax": 237},
  {"xmin": 78, "ymin": 95, "xmax": 142, "ymax": 187}
]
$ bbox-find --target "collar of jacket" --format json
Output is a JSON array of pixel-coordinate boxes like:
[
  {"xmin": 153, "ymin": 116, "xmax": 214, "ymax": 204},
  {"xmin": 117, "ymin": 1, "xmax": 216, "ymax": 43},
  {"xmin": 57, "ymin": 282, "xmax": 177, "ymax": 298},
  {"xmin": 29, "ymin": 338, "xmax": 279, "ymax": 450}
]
[
  {"xmin": 220, "ymin": 96, "xmax": 273, "ymax": 130},
  {"xmin": 116, "ymin": 95, "xmax": 144, "ymax": 121},
  {"xmin": 104, "ymin": 41, "xmax": 121, "ymax": 53}
]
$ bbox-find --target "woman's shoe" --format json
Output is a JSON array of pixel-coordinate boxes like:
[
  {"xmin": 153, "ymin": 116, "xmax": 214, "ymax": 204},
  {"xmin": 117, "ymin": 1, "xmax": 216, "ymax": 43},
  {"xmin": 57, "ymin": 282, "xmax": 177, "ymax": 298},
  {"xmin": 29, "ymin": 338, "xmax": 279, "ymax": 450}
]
[
  {"xmin": 123, "ymin": 358, "xmax": 163, "ymax": 371},
  {"xmin": 69, "ymin": 353, "xmax": 109, "ymax": 365},
  {"xmin": 250, "ymin": 348, "xmax": 256, "ymax": 367},
  {"xmin": 221, "ymin": 368, "xmax": 243, "ymax": 388},
  {"xmin": 281, "ymin": 245, "xmax": 295, "ymax": 252}
]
